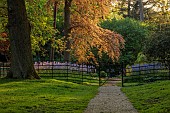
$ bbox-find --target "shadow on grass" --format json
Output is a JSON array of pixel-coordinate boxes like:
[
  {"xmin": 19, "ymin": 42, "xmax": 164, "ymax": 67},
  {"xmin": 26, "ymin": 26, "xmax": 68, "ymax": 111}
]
[
  {"xmin": 0, "ymin": 78, "xmax": 99, "ymax": 113},
  {"xmin": 0, "ymin": 78, "xmax": 26, "ymax": 84}
]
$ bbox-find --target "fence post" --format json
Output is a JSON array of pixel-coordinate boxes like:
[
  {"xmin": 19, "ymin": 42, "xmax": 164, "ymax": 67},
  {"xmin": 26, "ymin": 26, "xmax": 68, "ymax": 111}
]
[
  {"xmin": 52, "ymin": 61, "xmax": 54, "ymax": 79},
  {"xmin": 154, "ymin": 62, "xmax": 156, "ymax": 76},
  {"xmin": 67, "ymin": 61, "xmax": 69, "ymax": 81},
  {"xmin": 121, "ymin": 62, "xmax": 124, "ymax": 87},
  {"xmin": 38, "ymin": 61, "xmax": 39, "ymax": 73},
  {"xmin": 139, "ymin": 63, "xmax": 142, "ymax": 82},
  {"xmin": 98, "ymin": 62, "xmax": 101, "ymax": 86},
  {"xmin": 82, "ymin": 63, "xmax": 83, "ymax": 84},
  {"xmin": 3, "ymin": 62, "xmax": 4, "ymax": 77},
  {"xmin": 0, "ymin": 63, "xmax": 1, "ymax": 77},
  {"xmin": 86, "ymin": 63, "xmax": 88, "ymax": 74},
  {"xmin": 168, "ymin": 61, "xmax": 170, "ymax": 80}
]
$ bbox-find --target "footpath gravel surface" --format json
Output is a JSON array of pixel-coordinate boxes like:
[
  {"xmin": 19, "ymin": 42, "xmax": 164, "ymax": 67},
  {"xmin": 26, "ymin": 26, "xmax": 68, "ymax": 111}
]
[{"xmin": 84, "ymin": 80, "xmax": 138, "ymax": 113}]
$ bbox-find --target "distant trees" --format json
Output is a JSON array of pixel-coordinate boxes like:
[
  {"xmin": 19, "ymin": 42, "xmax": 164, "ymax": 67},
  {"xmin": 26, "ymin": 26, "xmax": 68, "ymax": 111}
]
[
  {"xmin": 144, "ymin": 24, "xmax": 170, "ymax": 60},
  {"xmin": 113, "ymin": 0, "xmax": 170, "ymax": 22},
  {"xmin": 101, "ymin": 18, "xmax": 151, "ymax": 65},
  {"xmin": 109, "ymin": 0, "xmax": 170, "ymax": 63}
]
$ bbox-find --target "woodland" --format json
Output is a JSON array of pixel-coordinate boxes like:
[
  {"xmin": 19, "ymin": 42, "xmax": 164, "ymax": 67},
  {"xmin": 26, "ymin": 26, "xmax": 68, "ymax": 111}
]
[{"xmin": 0, "ymin": 0, "xmax": 170, "ymax": 79}]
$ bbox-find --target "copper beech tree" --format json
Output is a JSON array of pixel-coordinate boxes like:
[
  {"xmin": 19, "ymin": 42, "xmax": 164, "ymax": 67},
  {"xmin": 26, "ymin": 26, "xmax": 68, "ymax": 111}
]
[
  {"xmin": 48, "ymin": 0, "xmax": 125, "ymax": 62},
  {"xmin": 64, "ymin": 0, "xmax": 125, "ymax": 62}
]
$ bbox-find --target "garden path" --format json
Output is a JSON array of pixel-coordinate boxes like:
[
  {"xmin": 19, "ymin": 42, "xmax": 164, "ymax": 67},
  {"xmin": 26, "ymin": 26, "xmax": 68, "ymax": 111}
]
[{"xmin": 84, "ymin": 78, "xmax": 138, "ymax": 113}]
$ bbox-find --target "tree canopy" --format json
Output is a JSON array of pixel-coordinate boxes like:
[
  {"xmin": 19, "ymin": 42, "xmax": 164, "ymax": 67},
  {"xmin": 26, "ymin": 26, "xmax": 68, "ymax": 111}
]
[
  {"xmin": 0, "ymin": 0, "xmax": 169, "ymax": 69},
  {"xmin": 43, "ymin": 0, "xmax": 125, "ymax": 63},
  {"xmin": 101, "ymin": 18, "xmax": 151, "ymax": 65},
  {"xmin": 144, "ymin": 24, "xmax": 170, "ymax": 60},
  {"xmin": 69, "ymin": 0, "xmax": 125, "ymax": 62}
]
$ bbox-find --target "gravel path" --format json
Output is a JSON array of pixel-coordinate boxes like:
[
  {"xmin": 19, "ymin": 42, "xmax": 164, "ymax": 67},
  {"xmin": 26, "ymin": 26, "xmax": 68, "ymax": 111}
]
[{"xmin": 84, "ymin": 80, "xmax": 138, "ymax": 113}]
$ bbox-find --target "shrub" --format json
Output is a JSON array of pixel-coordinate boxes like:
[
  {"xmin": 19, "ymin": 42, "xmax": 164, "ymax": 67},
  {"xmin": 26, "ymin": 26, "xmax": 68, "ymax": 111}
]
[{"xmin": 100, "ymin": 71, "xmax": 107, "ymax": 77}]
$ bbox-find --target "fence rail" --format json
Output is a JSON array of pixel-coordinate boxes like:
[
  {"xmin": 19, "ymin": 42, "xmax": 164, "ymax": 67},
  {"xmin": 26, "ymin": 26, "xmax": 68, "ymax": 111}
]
[
  {"xmin": 1, "ymin": 60, "xmax": 169, "ymax": 86},
  {"xmin": 0, "ymin": 61, "xmax": 109, "ymax": 86},
  {"xmin": 34, "ymin": 61, "xmax": 100, "ymax": 85},
  {"xmin": 122, "ymin": 60, "xmax": 170, "ymax": 86},
  {"xmin": 0, "ymin": 62, "xmax": 10, "ymax": 78}
]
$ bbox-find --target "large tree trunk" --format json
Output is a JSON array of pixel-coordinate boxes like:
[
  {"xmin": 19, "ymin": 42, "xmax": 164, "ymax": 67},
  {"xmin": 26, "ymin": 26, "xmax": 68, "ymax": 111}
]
[
  {"xmin": 7, "ymin": 0, "xmax": 40, "ymax": 79},
  {"xmin": 64, "ymin": 0, "xmax": 72, "ymax": 61}
]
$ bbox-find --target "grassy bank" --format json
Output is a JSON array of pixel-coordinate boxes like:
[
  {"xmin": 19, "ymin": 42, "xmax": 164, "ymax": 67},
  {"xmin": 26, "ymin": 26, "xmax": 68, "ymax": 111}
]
[
  {"xmin": 122, "ymin": 80, "xmax": 170, "ymax": 113},
  {"xmin": 0, "ymin": 78, "xmax": 98, "ymax": 113}
]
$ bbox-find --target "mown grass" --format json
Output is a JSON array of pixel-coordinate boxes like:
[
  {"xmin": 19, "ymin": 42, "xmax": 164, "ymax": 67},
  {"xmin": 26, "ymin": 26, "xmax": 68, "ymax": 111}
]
[
  {"xmin": 0, "ymin": 78, "xmax": 98, "ymax": 113},
  {"xmin": 122, "ymin": 80, "xmax": 170, "ymax": 113},
  {"xmin": 37, "ymin": 69, "xmax": 100, "ymax": 85}
]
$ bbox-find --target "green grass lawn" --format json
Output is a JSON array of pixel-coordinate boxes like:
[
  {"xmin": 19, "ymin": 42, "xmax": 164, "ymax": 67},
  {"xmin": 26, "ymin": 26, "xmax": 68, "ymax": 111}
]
[
  {"xmin": 0, "ymin": 78, "xmax": 98, "ymax": 113},
  {"xmin": 37, "ymin": 69, "xmax": 100, "ymax": 85},
  {"xmin": 122, "ymin": 80, "xmax": 170, "ymax": 113}
]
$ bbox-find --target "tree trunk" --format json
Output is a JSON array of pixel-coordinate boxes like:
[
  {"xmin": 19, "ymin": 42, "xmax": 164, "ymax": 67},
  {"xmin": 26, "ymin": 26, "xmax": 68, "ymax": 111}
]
[
  {"xmin": 50, "ymin": 1, "xmax": 58, "ymax": 61},
  {"xmin": 7, "ymin": 0, "xmax": 40, "ymax": 79},
  {"xmin": 132, "ymin": 0, "xmax": 138, "ymax": 19},
  {"xmin": 64, "ymin": 0, "xmax": 72, "ymax": 61},
  {"xmin": 128, "ymin": 0, "xmax": 131, "ymax": 17},
  {"xmin": 138, "ymin": 0, "xmax": 144, "ymax": 21}
]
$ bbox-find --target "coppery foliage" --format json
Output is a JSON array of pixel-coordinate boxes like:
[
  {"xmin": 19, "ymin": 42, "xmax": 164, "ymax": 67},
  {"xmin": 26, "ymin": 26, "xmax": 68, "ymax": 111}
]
[
  {"xmin": 70, "ymin": 0, "xmax": 125, "ymax": 62},
  {"xmin": 0, "ymin": 32, "xmax": 9, "ymax": 54},
  {"xmin": 45, "ymin": 0, "xmax": 125, "ymax": 63}
]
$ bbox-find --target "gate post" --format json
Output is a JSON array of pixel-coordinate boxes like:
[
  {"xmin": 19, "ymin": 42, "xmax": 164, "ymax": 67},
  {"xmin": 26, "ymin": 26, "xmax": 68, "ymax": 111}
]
[
  {"xmin": 82, "ymin": 63, "xmax": 84, "ymax": 84},
  {"xmin": 66, "ymin": 60, "xmax": 69, "ymax": 81},
  {"xmin": 98, "ymin": 62, "xmax": 101, "ymax": 86},
  {"xmin": 168, "ymin": 60, "xmax": 170, "ymax": 80},
  {"xmin": 121, "ymin": 62, "xmax": 124, "ymax": 87}
]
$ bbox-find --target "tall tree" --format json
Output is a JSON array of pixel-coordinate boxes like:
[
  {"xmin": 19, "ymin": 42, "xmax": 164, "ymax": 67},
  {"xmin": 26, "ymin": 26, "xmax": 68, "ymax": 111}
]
[
  {"xmin": 7, "ymin": 0, "xmax": 40, "ymax": 79},
  {"xmin": 128, "ymin": 0, "xmax": 131, "ymax": 17},
  {"xmin": 138, "ymin": 0, "xmax": 144, "ymax": 21},
  {"xmin": 64, "ymin": 0, "xmax": 72, "ymax": 61},
  {"xmin": 45, "ymin": 0, "xmax": 125, "ymax": 63},
  {"xmin": 50, "ymin": 1, "xmax": 58, "ymax": 61},
  {"xmin": 69, "ymin": 0, "xmax": 125, "ymax": 62}
]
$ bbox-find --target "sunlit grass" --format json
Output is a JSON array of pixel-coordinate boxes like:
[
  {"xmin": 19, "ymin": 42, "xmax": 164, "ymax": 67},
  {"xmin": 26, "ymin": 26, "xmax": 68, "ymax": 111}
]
[
  {"xmin": 122, "ymin": 80, "xmax": 170, "ymax": 113},
  {"xmin": 0, "ymin": 78, "xmax": 98, "ymax": 113}
]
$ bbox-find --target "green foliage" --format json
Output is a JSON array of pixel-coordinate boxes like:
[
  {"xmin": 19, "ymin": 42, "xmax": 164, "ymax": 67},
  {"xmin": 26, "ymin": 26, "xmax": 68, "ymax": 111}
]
[
  {"xmin": 0, "ymin": 78, "xmax": 98, "ymax": 113},
  {"xmin": 101, "ymin": 18, "xmax": 151, "ymax": 65},
  {"xmin": 0, "ymin": 0, "xmax": 7, "ymax": 34},
  {"xmin": 0, "ymin": 0, "xmax": 60, "ymax": 56},
  {"xmin": 144, "ymin": 24, "xmax": 170, "ymax": 60},
  {"xmin": 90, "ymin": 73, "xmax": 98, "ymax": 77},
  {"xmin": 100, "ymin": 71, "xmax": 107, "ymax": 77},
  {"xmin": 122, "ymin": 80, "xmax": 170, "ymax": 113},
  {"xmin": 135, "ymin": 52, "xmax": 147, "ymax": 64},
  {"xmin": 26, "ymin": 0, "xmax": 56, "ymax": 55}
]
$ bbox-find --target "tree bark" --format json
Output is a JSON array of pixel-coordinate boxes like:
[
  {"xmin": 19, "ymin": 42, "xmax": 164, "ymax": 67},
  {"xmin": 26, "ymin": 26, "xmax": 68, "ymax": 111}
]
[
  {"xmin": 138, "ymin": 0, "xmax": 144, "ymax": 21},
  {"xmin": 132, "ymin": 0, "xmax": 138, "ymax": 19},
  {"xmin": 128, "ymin": 0, "xmax": 131, "ymax": 17},
  {"xmin": 50, "ymin": 1, "xmax": 58, "ymax": 61},
  {"xmin": 64, "ymin": 0, "xmax": 72, "ymax": 61},
  {"xmin": 7, "ymin": 0, "xmax": 40, "ymax": 79}
]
